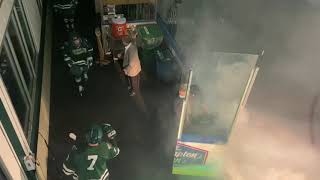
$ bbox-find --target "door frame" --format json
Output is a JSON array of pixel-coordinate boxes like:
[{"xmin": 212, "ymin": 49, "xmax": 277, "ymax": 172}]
[
  {"xmin": 0, "ymin": 70, "xmax": 31, "ymax": 156},
  {"xmin": 3, "ymin": 35, "xmax": 33, "ymax": 134},
  {"xmin": 0, "ymin": 122, "xmax": 28, "ymax": 180}
]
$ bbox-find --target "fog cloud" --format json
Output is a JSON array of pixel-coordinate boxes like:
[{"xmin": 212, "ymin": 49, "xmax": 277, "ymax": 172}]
[{"xmin": 158, "ymin": 0, "xmax": 320, "ymax": 179}]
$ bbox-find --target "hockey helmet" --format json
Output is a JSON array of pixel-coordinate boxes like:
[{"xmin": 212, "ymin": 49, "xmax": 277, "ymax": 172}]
[
  {"xmin": 122, "ymin": 36, "xmax": 131, "ymax": 46},
  {"xmin": 69, "ymin": 32, "xmax": 81, "ymax": 46},
  {"xmin": 86, "ymin": 124, "xmax": 103, "ymax": 145}
]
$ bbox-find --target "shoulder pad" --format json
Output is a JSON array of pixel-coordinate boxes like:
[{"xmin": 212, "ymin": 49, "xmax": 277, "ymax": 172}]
[
  {"xmin": 102, "ymin": 123, "xmax": 112, "ymax": 129},
  {"xmin": 102, "ymin": 123, "xmax": 111, "ymax": 127},
  {"xmin": 71, "ymin": 145, "xmax": 77, "ymax": 151}
]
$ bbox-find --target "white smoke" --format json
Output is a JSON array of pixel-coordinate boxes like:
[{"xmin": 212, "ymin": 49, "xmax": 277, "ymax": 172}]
[
  {"xmin": 156, "ymin": 0, "xmax": 320, "ymax": 179},
  {"xmin": 225, "ymin": 108, "xmax": 320, "ymax": 180}
]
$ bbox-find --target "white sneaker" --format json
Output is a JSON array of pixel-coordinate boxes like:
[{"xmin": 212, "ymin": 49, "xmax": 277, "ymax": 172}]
[
  {"xmin": 84, "ymin": 73, "xmax": 88, "ymax": 81},
  {"xmin": 75, "ymin": 77, "xmax": 82, "ymax": 83},
  {"xmin": 129, "ymin": 91, "xmax": 136, "ymax": 96},
  {"xmin": 79, "ymin": 85, "xmax": 84, "ymax": 93}
]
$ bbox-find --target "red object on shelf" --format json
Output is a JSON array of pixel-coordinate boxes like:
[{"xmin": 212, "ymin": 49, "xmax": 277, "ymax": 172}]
[{"xmin": 111, "ymin": 17, "xmax": 128, "ymax": 39}]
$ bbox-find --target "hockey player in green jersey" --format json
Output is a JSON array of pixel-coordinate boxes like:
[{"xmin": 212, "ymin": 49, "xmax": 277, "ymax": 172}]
[
  {"xmin": 62, "ymin": 124, "xmax": 119, "ymax": 180},
  {"xmin": 53, "ymin": 0, "xmax": 79, "ymax": 31},
  {"xmin": 62, "ymin": 32, "xmax": 93, "ymax": 95}
]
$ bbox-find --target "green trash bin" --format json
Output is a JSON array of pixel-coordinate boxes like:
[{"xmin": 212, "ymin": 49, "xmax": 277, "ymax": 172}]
[
  {"xmin": 137, "ymin": 24, "xmax": 164, "ymax": 50},
  {"xmin": 139, "ymin": 48, "xmax": 156, "ymax": 75},
  {"xmin": 155, "ymin": 48, "xmax": 180, "ymax": 83}
]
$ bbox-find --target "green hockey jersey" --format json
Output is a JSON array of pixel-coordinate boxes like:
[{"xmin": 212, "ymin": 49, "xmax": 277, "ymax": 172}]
[
  {"xmin": 62, "ymin": 142, "xmax": 120, "ymax": 180},
  {"xmin": 53, "ymin": 0, "xmax": 79, "ymax": 18},
  {"xmin": 63, "ymin": 39, "xmax": 93, "ymax": 65},
  {"xmin": 62, "ymin": 39, "xmax": 93, "ymax": 78}
]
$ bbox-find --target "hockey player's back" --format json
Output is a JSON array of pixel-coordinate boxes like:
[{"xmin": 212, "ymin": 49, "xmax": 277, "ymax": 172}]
[{"xmin": 63, "ymin": 124, "xmax": 119, "ymax": 180}]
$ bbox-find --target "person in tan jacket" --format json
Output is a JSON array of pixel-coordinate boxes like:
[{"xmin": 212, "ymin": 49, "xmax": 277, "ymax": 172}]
[{"xmin": 122, "ymin": 36, "xmax": 141, "ymax": 96}]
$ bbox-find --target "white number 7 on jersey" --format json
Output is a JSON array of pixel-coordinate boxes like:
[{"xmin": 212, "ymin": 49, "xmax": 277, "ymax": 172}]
[{"xmin": 87, "ymin": 155, "xmax": 98, "ymax": 170}]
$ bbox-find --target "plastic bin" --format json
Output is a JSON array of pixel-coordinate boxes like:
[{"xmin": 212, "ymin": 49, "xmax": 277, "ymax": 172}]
[
  {"xmin": 111, "ymin": 17, "xmax": 128, "ymax": 38},
  {"xmin": 155, "ymin": 48, "xmax": 180, "ymax": 83},
  {"xmin": 137, "ymin": 24, "xmax": 163, "ymax": 50},
  {"xmin": 139, "ymin": 48, "xmax": 156, "ymax": 75}
]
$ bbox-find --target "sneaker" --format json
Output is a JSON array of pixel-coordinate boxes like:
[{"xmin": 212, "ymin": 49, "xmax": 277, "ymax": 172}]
[
  {"xmin": 79, "ymin": 85, "xmax": 84, "ymax": 93},
  {"xmin": 84, "ymin": 73, "xmax": 88, "ymax": 81},
  {"xmin": 129, "ymin": 91, "xmax": 136, "ymax": 96}
]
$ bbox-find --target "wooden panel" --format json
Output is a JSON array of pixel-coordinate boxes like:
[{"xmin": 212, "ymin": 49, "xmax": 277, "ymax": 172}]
[
  {"xmin": 0, "ymin": 0, "xmax": 13, "ymax": 46},
  {"xmin": 22, "ymin": 0, "xmax": 41, "ymax": 51},
  {"xmin": 0, "ymin": 123, "xmax": 28, "ymax": 180},
  {"xmin": 36, "ymin": 10, "xmax": 53, "ymax": 180}
]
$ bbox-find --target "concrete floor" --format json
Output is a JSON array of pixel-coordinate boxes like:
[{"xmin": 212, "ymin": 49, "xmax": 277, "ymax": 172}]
[{"xmin": 48, "ymin": 62, "xmax": 179, "ymax": 180}]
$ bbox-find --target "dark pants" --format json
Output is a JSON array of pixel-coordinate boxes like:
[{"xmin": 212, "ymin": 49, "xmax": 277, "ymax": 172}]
[
  {"xmin": 127, "ymin": 73, "xmax": 140, "ymax": 94},
  {"xmin": 70, "ymin": 65, "xmax": 89, "ymax": 87},
  {"xmin": 126, "ymin": 73, "xmax": 148, "ymax": 113}
]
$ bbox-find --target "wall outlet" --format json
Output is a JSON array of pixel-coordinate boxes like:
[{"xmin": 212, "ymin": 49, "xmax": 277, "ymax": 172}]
[{"xmin": 23, "ymin": 154, "xmax": 36, "ymax": 171}]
